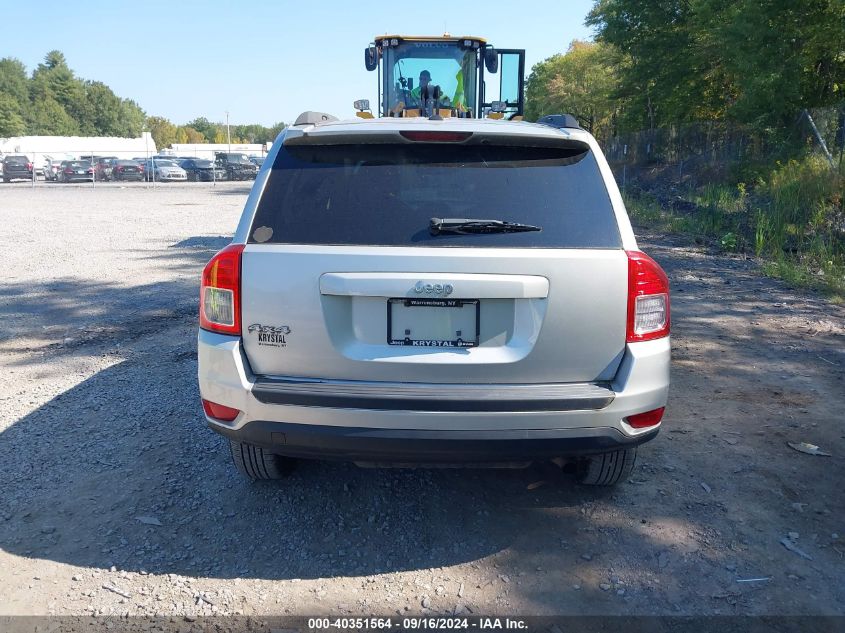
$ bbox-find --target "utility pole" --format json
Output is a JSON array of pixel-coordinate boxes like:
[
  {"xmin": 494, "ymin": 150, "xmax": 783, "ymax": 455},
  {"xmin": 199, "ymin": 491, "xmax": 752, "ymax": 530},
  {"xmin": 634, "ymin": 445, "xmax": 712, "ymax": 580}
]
[{"xmin": 225, "ymin": 111, "xmax": 231, "ymax": 153}]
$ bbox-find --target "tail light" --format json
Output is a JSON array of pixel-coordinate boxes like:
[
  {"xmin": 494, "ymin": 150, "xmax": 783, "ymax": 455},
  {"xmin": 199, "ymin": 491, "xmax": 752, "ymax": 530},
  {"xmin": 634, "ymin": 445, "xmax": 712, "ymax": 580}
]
[
  {"xmin": 626, "ymin": 251, "xmax": 670, "ymax": 342},
  {"xmin": 26, "ymin": 162, "xmax": 33, "ymax": 170},
  {"xmin": 625, "ymin": 407, "xmax": 665, "ymax": 429},
  {"xmin": 200, "ymin": 244, "xmax": 244, "ymax": 335}
]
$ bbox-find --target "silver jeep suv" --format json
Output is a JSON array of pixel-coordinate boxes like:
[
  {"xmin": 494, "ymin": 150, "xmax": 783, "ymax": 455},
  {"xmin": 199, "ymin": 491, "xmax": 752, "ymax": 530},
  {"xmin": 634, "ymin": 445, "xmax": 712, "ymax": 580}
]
[{"xmin": 197, "ymin": 115, "xmax": 670, "ymax": 486}]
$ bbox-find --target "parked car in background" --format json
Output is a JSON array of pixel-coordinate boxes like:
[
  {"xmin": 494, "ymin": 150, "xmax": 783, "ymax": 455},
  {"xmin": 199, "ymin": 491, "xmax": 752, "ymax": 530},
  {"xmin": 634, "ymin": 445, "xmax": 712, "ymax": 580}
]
[
  {"xmin": 93, "ymin": 156, "xmax": 119, "ymax": 181},
  {"xmin": 178, "ymin": 158, "xmax": 226, "ymax": 182},
  {"xmin": 2, "ymin": 155, "xmax": 34, "ymax": 182},
  {"xmin": 215, "ymin": 152, "xmax": 258, "ymax": 180},
  {"xmin": 111, "ymin": 160, "xmax": 144, "ymax": 182},
  {"xmin": 59, "ymin": 160, "xmax": 94, "ymax": 182},
  {"xmin": 143, "ymin": 159, "xmax": 187, "ymax": 182},
  {"xmin": 248, "ymin": 156, "xmax": 265, "ymax": 169},
  {"xmin": 43, "ymin": 158, "xmax": 63, "ymax": 181}
]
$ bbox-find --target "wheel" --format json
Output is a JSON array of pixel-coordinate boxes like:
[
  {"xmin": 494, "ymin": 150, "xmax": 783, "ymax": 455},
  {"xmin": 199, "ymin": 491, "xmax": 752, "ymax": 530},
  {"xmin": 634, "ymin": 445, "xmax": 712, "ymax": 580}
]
[
  {"xmin": 3, "ymin": 178, "xmax": 9, "ymax": 183},
  {"xmin": 575, "ymin": 447, "xmax": 637, "ymax": 486},
  {"xmin": 229, "ymin": 440, "xmax": 296, "ymax": 480}
]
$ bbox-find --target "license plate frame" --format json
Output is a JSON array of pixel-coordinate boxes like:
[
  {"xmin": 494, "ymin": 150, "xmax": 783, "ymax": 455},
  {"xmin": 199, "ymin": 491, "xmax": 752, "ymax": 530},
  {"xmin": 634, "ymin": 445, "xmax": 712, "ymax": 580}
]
[{"xmin": 387, "ymin": 298, "xmax": 480, "ymax": 348}]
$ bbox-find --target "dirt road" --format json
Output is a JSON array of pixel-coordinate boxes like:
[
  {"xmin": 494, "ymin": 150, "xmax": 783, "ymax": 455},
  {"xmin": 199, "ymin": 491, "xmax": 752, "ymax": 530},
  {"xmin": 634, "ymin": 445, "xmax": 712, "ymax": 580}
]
[{"xmin": 0, "ymin": 183, "xmax": 843, "ymax": 618}]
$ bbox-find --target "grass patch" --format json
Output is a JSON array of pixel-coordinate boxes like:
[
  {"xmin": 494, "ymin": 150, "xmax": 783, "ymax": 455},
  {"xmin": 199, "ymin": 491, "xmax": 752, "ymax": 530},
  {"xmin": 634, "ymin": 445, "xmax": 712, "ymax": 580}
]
[{"xmin": 626, "ymin": 154, "xmax": 845, "ymax": 299}]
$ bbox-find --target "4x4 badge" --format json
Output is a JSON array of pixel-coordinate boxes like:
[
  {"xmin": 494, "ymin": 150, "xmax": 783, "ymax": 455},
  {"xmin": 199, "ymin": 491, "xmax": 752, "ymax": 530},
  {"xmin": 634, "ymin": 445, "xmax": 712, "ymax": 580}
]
[{"xmin": 248, "ymin": 324, "xmax": 291, "ymax": 347}]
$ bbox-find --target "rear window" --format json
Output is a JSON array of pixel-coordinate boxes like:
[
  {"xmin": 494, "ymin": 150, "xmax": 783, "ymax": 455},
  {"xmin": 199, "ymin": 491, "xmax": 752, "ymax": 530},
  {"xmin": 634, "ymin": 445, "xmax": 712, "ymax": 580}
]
[{"xmin": 249, "ymin": 141, "xmax": 621, "ymax": 248}]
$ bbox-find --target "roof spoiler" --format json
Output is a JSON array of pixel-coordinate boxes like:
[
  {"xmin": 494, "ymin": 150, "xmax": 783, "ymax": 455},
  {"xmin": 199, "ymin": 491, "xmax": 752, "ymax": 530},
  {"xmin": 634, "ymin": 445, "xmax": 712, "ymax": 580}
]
[
  {"xmin": 537, "ymin": 114, "xmax": 582, "ymax": 130},
  {"xmin": 293, "ymin": 111, "xmax": 339, "ymax": 127}
]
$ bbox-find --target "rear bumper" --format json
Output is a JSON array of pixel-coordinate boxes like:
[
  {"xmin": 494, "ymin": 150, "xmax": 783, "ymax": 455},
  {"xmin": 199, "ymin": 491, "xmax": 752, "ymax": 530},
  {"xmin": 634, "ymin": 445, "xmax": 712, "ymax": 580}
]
[
  {"xmin": 251, "ymin": 377, "xmax": 615, "ymax": 412},
  {"xmin": 198, "ymin": 330, "xmax": 670, "ymax": 462},
  {"xmin": 212, "ymin": 420, "xmax": 658, "ymax": 462}
]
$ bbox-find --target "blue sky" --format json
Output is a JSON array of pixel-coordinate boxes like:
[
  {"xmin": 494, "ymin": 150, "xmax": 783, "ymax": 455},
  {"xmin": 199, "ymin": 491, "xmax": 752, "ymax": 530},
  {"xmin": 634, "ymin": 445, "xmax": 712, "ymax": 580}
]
[{"xmin": 4, "ymin": 1, "xmax": 596, "ymax": 127}]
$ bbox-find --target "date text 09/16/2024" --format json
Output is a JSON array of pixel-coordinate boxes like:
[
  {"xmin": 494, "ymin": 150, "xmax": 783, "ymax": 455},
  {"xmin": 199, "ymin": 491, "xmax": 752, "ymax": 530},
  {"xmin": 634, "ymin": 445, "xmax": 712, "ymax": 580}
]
[{"xmin": 307, "ymin": 618, "xmax": 528, "ymax": 630}]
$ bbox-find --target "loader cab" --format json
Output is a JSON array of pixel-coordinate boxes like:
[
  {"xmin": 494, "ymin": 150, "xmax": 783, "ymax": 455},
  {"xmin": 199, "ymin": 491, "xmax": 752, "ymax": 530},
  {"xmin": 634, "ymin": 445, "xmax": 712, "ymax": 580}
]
[{"xmin": 364, "ymin": 35, "xmax": 525, "ymax": 119}]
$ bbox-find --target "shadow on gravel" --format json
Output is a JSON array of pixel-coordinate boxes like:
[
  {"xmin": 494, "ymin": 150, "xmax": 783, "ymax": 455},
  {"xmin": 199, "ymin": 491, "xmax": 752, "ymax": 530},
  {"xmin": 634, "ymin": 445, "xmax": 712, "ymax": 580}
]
[
  {"xmin": 0, "ymin": 236, "xmax": 230, "ymax": 364},
  {"xmin": 213, "ymin": 185, "xmax": 254, "ymax": 196},
  {"xmin": 170, "ymin": 236, "xmax": 231, "ymax": 250}
]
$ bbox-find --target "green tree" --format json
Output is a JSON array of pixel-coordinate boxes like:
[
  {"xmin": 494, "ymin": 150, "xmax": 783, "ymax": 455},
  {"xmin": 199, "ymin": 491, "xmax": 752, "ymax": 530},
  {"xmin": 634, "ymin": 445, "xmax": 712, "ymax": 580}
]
[
  {"xmin": 709, "ymin": 0, "xmax": 845, "ymax": 129},
  {"xmin": 183, "ymin": 126, "xmax": 206, "ymax": 143},
  {"xmin": 32, "ymin": 50, "xmax": 84, "ymax": 117},
  {"xmin": 587, "ymin": 0, "xmax": 845, "ymax": 131},
  {"xmin": 0, "ymin": 49, "xmax": 287, "ymax": 142},
  {"xmin": 0, "ymin": 93, "xmax": 26, "ymax": 136},
  {"xmin": 0, "ymin": 58, "xmax": 29, "ymax": 111},
  {"xmin": 587, "ymin": 0, "xmax": 711, "ymax": 129},
  {"xmin": 27, "ymin": 96, "xmax": 79, "ymax": 135},
  {"xmin": 186, "ymin": 117, "xmax": 218, "ymax": 141},
  {"xmin": 118, "ymin": 99, "xmax": 146, "ymax": 137},
  {"xmin": 147, "ymin": 116, "xmax": 177, "ymax": 149},
  {"xmin": 77, "ymin": 81, "xmax": 122, "ymax": 135},
  {"xmin": 268, "ymin": 121, "xmax": 286, "ymax": 140},
  {"xmin": 525, "ymin": 41, "xmax": 620, "ymax": 138}
]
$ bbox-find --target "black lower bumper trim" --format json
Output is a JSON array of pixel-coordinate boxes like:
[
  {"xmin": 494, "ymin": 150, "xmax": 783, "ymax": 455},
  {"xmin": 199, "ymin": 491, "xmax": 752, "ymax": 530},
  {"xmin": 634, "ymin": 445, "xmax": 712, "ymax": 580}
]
[
  {"xmin": 251, "ymin": 377, "xmax": 615, "ymax": 413},
  {"xmin": 210, "ymin": 421, "xmax": 658, "ymax": 463}
]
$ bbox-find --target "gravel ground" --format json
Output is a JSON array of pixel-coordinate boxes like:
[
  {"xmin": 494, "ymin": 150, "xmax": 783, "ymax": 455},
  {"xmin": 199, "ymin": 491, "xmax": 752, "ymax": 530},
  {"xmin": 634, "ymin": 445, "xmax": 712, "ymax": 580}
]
[{"xmin": 0, "ymin": 181, "xmax": 843, "ymax": 619}]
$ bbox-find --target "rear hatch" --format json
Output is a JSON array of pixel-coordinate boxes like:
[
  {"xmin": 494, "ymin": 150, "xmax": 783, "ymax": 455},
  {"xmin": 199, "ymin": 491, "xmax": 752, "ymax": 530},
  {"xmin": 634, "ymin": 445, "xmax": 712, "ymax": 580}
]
[
  {"xmin": 240, "ymin": 129, "xmax": 628, "ymax": 384},
  {"xmin": 4, "ymin": 158, "xmax": 29, "ymax": 174}
]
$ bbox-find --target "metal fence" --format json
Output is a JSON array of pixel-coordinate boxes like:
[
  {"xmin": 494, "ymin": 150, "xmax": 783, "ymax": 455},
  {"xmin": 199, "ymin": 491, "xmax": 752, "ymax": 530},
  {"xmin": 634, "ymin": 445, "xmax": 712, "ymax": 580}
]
[{"xmin": 602, "ymin": 104, "xmax": 845, "ymax": 189}]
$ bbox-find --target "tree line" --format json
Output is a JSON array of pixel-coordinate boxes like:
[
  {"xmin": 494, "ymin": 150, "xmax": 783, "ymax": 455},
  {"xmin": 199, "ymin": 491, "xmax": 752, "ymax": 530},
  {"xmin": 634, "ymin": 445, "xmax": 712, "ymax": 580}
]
[
  {"xmin": 0, "ymin": 50, "xmax": 285, "ymax": 148},
  {"xmin": 526, "ymin": 0, "xmax": 845, "ymax": 140}
]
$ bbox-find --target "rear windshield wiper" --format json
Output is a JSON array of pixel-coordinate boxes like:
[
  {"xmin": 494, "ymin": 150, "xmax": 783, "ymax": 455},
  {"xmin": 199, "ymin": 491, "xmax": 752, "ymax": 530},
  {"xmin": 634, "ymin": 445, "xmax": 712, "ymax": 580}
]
[{"xmin": 429, "ymin": 217, "xmax": 542, "ymax": 236}]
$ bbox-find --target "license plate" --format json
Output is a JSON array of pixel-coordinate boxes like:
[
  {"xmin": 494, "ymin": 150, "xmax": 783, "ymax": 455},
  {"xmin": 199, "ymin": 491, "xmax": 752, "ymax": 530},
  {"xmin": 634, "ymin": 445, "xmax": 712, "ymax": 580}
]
[
  {"xmin": 387, "ymin": 298, "xmax": 479, "ymax": 348},
  {"xmin": 76, "ymin": 170, "xmax": 84, "ymax": 174}
]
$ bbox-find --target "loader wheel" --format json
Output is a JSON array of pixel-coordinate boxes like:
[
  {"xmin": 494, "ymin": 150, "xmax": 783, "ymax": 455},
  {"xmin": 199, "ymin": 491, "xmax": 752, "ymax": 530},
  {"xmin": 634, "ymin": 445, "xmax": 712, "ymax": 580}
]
[
  {"xmin": 575, "ymin": 447, "xmax": 637, "ymax": 486},
  {"xmin": 229, "ymin": 440, "xmax": 296, "ymax": 480}
]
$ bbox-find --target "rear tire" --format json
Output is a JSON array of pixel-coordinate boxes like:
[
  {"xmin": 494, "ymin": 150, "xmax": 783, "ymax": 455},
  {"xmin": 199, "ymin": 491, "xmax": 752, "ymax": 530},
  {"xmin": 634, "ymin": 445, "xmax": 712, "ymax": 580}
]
[
  {"xmin": 575, "ymin": 447, "xmax": 637, "ymax": 486},
  {"xmin": 229, "ymin": 440, "xmax": 296, "ymax": 480}
]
